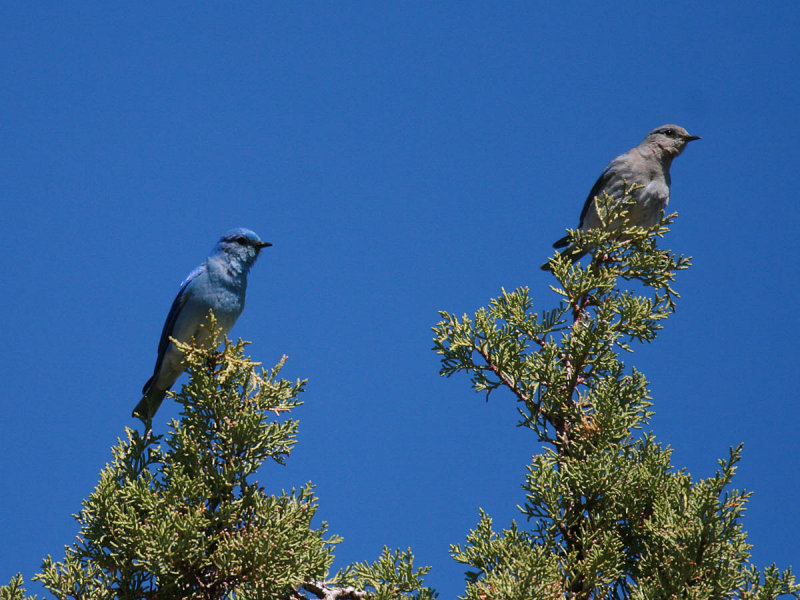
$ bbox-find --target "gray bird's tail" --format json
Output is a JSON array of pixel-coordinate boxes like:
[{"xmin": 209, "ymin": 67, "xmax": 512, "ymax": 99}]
[
  {"xmin": 540, "ymin": 246, "xmax": 587, "ymax": 271},
  {"xmin": 551, "ymin": 234, "xmax": 570, "ymax": 249}
]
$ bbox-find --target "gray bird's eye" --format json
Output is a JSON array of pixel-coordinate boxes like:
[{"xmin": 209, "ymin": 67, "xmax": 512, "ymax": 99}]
[{"xmin": 664, "ymin": 128, "xmax": 675, "ymax": 137}]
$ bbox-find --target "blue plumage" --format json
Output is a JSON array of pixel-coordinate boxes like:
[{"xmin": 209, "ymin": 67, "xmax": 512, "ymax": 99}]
[{"xmin": 133, "ymin": 228, "xmax": 271, "ymax": 421}]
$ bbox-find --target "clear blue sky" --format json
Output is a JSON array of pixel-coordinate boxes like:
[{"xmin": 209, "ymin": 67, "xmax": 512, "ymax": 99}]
[{"xmin": 2, "ymin": 3, "xmax": 798, "ymax": 597}]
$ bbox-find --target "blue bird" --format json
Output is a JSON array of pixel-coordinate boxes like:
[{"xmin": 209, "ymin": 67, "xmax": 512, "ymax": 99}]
[{"xmin": 133, "ymin": 228, "xmax": 271, "ymax": 421}]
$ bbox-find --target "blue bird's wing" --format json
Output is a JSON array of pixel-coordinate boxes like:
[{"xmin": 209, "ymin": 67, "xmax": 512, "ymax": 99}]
[{"xmin": 142, "ymin": 264, "xmax": 205, "ymax": 394}]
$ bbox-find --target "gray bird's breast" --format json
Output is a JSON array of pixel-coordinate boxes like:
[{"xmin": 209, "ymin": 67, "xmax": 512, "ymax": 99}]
[
  {"xmin": 582, "ymin": 176, "xmax": 669, "ymax": 231},
  {"xmin": 630, "ymin": 180, "xmax": 670, "ymax": 228}
]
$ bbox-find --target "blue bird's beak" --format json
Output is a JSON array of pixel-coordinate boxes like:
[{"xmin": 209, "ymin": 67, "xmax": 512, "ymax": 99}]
[{"xmin": 256, "ymin": 241, "xmax": 272, "ymax": 249}]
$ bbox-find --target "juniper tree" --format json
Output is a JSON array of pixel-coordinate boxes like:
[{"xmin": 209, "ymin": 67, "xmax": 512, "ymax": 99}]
[
  {"xmin": 433, "ymin": 193, "xmax": 799, "ymax": 600},
  {"xmin": 2, "ymin": 317, "xmax": 434, "ymax": 600}
]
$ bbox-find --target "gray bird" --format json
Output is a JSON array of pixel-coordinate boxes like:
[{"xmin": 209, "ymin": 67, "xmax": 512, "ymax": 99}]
[
  {"xmin": 541, "ymin": 124, "xmax": 700, "ymax": 270},
  {"xmin": 133, "ymin": 228, "xmax": 271, "ymax": 421}
]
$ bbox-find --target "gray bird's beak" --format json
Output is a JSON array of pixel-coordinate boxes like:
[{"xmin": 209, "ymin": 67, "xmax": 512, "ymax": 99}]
[
  {"xmin": 685, "ymin": 134, "xmax": 701, "ymax": 142},
  {"xmin": 256, "ymin": 241, "xmax": 273, "ymax": 249}
]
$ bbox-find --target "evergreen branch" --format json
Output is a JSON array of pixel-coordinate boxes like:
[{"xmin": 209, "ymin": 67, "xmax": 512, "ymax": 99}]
[
  {"xmin": 473, "ymin": 341, "xmax": 534, "ymax": 408},
  {"xmin": 431, "ymin": 203, "xmax": 800, "ymax": 599}
]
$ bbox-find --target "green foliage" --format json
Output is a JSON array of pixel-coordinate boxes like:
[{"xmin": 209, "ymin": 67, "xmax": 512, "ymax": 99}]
[
  {"xmin": 434, "ymin": 195, "xmax": 799, "ymax": 600},
  {"xmin": 14, "ymin": 317, "xmax": 434, "ymax": 600},
  {"xmin": 1, "ymin": 575, "xmax": 37, "ymax": 600},
  {"xmin": 33, "ymin": 329, "xmax": 334, "ymax": 600},
  {"xmin": 333, "ymin": 547, "xmax": 437, "ymax": 600},
  {"xmin": 450, "ymin": 511, "xmax": 562, "ymax": 600},
  {"xmin": 4, "ymin": 191, "xmax": 796, "ymax": 600}
]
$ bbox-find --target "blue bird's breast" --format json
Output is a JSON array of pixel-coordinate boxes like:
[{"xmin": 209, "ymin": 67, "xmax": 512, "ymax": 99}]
[{"xmin": 199, "ymin": 274, "xmax": 246, "ymax": 333}]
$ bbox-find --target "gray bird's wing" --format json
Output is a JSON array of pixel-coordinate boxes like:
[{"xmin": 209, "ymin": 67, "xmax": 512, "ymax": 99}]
[
  {"xmin": 143, "ymin": 264, "xmax": 205, "ymax": 394},
  {"xmin": 553, "ymin": 164, "xmax": 615, "ymax": 249},
  {"xmin": 578, "ymin": 164, "xmax": 616, "ymax": 229}
]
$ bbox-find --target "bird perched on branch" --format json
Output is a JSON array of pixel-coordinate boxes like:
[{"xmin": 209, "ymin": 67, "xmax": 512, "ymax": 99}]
[
  {"xmin": 541, "ymin": 124, "xmax": 700, "ymax": 270},
  {"xmin": 133, "ymin": 228, "xmax": 271, "ymax": 421}
]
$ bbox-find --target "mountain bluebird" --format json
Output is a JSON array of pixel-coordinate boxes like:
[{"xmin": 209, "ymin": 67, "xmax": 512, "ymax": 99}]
[
  {"xmin": 133, "ymin": 228, "xmax": 271, "ymax": 421},
  {"xmin": 541, "ymin": 124, "xmax": 700, "ymax": 270}
]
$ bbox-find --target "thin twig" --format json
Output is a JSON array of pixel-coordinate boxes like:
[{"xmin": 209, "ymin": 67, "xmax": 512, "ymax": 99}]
[
  {"xmin": 473, "ymin": 343, "xmax": 531, "ymax": 405},
  {"xmin": 301, "ymin": 582, "xmax": 368, "ymax": 600}
]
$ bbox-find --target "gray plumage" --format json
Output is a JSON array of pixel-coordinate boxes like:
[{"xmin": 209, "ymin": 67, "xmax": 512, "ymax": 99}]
[
  {"xmin": 542, "ymin": 124, "xmax": 700, "ymax": 269},
  {"xmin": 133, "ymin": 228, "xmax": 271, "ymax": 421}
]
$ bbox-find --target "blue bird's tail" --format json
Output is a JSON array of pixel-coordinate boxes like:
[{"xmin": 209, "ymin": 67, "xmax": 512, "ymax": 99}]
[{"xmin": 132, "ymin": 376, "xmax": 166, "ymax": 422}]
